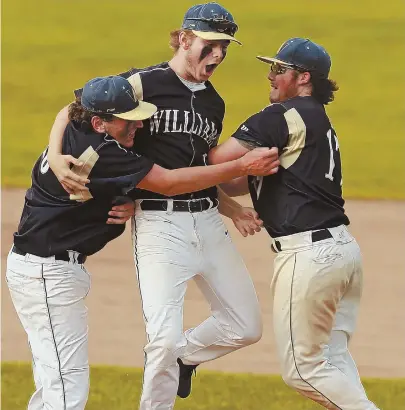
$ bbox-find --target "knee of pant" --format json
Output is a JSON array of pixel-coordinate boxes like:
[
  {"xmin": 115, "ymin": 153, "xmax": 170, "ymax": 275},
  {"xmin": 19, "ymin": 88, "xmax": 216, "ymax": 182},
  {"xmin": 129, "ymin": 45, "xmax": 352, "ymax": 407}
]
[
  {"xmin": 282, "ymin": 373, "xmax": 300, "ymax": 391},
  {"xmin": 281, "ymin": 367, "xmax": 307, "ymax": 391},
  {"xmin": 239, "ymin": 322, "xmax": 262, "ymax": 346},
  {"xmin": 144, "ymin": 335, "xmax": 184, "ymax": 366}
]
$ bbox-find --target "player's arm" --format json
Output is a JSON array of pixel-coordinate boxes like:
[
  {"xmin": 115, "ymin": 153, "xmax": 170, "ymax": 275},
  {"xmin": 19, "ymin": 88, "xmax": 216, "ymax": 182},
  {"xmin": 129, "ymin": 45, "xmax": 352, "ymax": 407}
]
[
  {"xmin": 210, "ymin": 106, "xmax": 288, "ymax": 196},
  {"xmin": 209, "ymin": 135, "xmax": 267, "ymax": 197},
  {"xmin": 217, "ymin": 187, "xmax": 263, "ymax": 237},
  {"xmin": 68, "ymin": 146, "xmax": 277, "ymax": 201},
  {"xmin": 47, "ymin": 103, "xmax": 90, "ymax": 193},
  {"xmin": 136, "ymin": 147, "xmax": 277, "ymax": 196},
  {"xmin": 217, "ymin": 186, "xmax": 243, "ymax": 218},
  {"xmin": 209, "ymin": 137, "xmax": 258, "ymax": 197},
  {"xmin": 219, "ymin": 177, "xmax": 249, "ymax": 197},
  {"xmin": 210, "ymin": 104, "xmax": 288, "ymax": 163},
  {"xmin": 209, "ymin": 137, "xmax": 260, "ymax": 164}
]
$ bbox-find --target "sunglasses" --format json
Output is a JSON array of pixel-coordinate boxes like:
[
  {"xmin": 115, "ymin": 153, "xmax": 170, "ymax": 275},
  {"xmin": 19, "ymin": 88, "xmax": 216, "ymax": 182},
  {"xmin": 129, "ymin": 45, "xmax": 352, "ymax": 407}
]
[
  {"xmin": 269, "ymin": 62, "xmax": 307, "ymax": 75},
  {"xmin": 187, "ymin": 17, "xmax": 238, "ymax": 36}
]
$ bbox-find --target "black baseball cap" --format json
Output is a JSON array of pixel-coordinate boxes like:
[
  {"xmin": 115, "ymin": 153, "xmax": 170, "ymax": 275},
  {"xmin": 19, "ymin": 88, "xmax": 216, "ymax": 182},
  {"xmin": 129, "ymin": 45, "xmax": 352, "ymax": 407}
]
[
  {"xmin": 81, "ymin": 76, "xmax": 157, "ymax": 121},
  {"xmin": 257, "ymin": 38, "xmax": 331, "ymax": 78},
  {"xmin": 182, "ymin": 2, "xmax": 241, "ymax": 45}
]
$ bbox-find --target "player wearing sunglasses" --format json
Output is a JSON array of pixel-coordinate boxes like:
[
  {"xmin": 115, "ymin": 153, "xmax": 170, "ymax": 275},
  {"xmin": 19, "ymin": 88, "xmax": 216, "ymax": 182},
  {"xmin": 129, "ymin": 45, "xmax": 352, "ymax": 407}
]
[{"xmin": 209, "ymin": 38, "xmax": 380, "ymax": 409}]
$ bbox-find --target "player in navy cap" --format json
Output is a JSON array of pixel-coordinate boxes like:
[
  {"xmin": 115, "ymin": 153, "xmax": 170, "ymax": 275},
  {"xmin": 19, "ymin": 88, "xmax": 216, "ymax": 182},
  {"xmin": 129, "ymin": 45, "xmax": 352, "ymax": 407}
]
[
  {"xmin": 257, "ymin": 37, "xmax": 331, "ymax": 78},
  {"xmin": 210, "ymin": 38, "xmax": 380, "ymax": 409},
  {"xmin": 6, "ymin": 71, "xmax": 280, "ymax": 410},
  {"xmin": 181, "ymin": 2, "xmax": 241, "ymax": 45}
]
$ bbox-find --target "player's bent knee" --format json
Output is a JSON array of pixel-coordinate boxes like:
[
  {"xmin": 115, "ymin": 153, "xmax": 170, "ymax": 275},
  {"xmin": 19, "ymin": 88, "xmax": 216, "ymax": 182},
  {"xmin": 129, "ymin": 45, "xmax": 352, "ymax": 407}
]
[
  {"xmin": 240, "ymin": 323, "xmax": 262, "ymax": 345},
  {"xmin": 281, "ymin": 362, "xmax": 324, "ymax": 394},
  {"xmin": 144, "ymin": 336, "xmax": 185, "ymax": 367},
  {"xmin": 281, "ymin": 365, "xmax": 308, "ymax": 391},
  {"xmin": 282, "ymin": 372, "xmax": 305, "ymax": 391}
]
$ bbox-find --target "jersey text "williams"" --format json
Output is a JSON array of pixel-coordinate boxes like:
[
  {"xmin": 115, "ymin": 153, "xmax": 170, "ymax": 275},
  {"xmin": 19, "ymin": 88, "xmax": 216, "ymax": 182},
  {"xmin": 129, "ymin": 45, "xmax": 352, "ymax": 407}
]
[{"xmin": 149, "ymin": 109, "xmax": 218, "ymax": 147}]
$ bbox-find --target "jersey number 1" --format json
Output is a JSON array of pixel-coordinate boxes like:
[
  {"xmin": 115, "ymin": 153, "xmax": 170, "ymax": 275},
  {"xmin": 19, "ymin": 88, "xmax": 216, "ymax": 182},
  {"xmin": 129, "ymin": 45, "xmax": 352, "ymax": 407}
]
[
  {"xmin": 325, "ymin": 129, "xmax": 342, "ymax": 185},
  {"xmin": 252, "ymin": 176, "xmax": 263, "ymax": 199}
]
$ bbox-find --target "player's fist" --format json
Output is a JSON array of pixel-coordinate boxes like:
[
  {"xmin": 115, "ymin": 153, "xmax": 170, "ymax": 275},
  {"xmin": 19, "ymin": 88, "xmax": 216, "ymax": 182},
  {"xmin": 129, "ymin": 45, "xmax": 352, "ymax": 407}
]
[
  {"xmin": 231, "ymin": 206, "xmax": 263, "ymax": 237},
  {"xmin": 240, "ymin": 147, "xmax": 280, "ymax": 176}
]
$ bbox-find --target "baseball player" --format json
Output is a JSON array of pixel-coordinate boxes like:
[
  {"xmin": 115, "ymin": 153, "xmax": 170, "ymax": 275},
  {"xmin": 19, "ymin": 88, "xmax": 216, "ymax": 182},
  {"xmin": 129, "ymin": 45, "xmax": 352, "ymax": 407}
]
[
  {"xmin": 210, "ymin": 38, "xmax": 380, "ymax": 409},
  {"xmin": 6, "ymin": 75, "xmax": 279, "ymax": 410},
  {"xmin": 45, "ymin": 3, "xmax": 280, "ymax": 409}
]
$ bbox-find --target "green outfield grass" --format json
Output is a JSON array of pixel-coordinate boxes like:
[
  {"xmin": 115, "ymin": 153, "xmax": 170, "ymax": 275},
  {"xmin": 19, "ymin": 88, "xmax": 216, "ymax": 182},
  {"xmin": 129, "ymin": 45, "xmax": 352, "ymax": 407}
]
[
  {"xmin": 2, "ymin": 1, "xmax": 405, "ymax": 198},
  {"xmin": 2, "ymin": 362, "xmax": 404, "ymax": 409}
]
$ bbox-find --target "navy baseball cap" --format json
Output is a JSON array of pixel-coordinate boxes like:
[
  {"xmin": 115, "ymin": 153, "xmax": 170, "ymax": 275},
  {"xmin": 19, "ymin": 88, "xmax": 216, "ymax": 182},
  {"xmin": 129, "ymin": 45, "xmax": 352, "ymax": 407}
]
[
  {"xmin": 182, "ymin": 2, "xmax": 241, "ymax": 45},
  {"xmin": 81, "ymin": 76, "xmax": 157, "ymax": 121},
  {"xmin": 257, "ymin": 38, "xmax": 331, "ymax": 78}
]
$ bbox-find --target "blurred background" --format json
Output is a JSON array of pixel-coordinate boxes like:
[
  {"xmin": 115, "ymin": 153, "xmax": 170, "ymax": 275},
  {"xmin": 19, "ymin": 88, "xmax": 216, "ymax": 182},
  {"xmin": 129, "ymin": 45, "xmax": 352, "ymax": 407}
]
[
  {"xmin": 2, "ymin": 1, "xmax": 405, "ymax": 409},
  {"xmin": 2, "ymin": 0, "xmax": 405, "ymax": 198}
]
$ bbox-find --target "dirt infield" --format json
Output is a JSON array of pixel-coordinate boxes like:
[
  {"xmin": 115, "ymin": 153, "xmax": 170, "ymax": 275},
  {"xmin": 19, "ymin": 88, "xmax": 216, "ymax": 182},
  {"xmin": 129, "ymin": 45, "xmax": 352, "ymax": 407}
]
[{"xmin": 2, "ymin": 189, "xmax": 404, "ymax": 378}]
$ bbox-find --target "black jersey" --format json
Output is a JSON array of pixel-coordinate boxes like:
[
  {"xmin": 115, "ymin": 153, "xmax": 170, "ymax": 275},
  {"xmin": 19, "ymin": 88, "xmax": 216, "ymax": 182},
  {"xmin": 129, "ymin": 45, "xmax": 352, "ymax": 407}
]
[
  {"xmin": 232, "ymin": 96, "xmax": 349, "ymax": 238},
  {"xmin": 119, "ymin": 62, "xmax": 225, "ymax": 200},
  {"xmin": 14, "ymin": 122, "xmax": 153, "ymax": 257}
]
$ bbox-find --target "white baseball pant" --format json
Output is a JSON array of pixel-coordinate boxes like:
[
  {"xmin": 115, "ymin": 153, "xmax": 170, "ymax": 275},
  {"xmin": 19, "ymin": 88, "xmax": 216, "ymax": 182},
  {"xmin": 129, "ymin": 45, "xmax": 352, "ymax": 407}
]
[
  {"xmin": 132, "ymin": 201, "xmax": 262, "ymax": 410},
  {"xmin": 6, "ymin": 249, "xmax": 91, "ymax": 410},
  {"xmin": 271, "ymin": 225, "xmax": 380, "ymax": 410}
]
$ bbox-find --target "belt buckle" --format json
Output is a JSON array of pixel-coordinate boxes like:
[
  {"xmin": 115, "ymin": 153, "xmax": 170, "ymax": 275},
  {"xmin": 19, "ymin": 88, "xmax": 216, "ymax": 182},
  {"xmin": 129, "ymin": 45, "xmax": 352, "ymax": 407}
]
[
  {"xmin": 206, "ymin": 198, "xmax": 213, "ymax": 210},
  {"xmin": 187, "ymin": 199, "xmax": 200, "ymax": 213},
  {"xmin": 198, "ymin": 199, "xmax": 204, "ymax": 212}
]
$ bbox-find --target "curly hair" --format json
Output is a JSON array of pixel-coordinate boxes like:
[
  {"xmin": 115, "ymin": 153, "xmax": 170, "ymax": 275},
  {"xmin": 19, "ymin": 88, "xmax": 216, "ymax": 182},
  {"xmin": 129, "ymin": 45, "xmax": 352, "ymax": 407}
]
[
  {"xmin": 310, "ymin": 75, "xmax": 339, "ymax": 105},
  {"xmin": 169, "ymin": 29, "xmax": 196, "ymax": 52},
  {"xmin": 68, "ymin": 97, "xmax": 114, "ymax": 132}
]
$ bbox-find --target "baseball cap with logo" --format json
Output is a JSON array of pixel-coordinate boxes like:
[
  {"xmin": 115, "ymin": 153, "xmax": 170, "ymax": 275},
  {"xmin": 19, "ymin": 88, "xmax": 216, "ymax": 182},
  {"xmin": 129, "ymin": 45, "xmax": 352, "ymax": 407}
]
[
  {"xmin": 81, "ymin": 76, "xmax": 157, "ymax": 121},
  {"xmin": 257, "ymin": 38, "xmax": 331, "ymax": 78},
  {"xmin": 182, "ymin": 2, "xmax": 242, "ymax": 45}
]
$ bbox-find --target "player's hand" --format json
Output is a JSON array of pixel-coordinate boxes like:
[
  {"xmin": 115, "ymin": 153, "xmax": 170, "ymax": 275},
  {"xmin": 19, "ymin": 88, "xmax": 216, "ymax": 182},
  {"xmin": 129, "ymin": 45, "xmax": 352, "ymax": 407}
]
[
  {"xmin": 107, "ymin": 201, "xmax": 135, "ymax": 224},
  {"xmin": 240, "ymin": 147, "xmax": 280, "ymax": 177},
  {"xmin": 231, "ymin": 206, "xmax": 263, "ymax": 237},
  {"xmin": 48, "ymin": 154, "xmax": 90, "ymax": 194}
]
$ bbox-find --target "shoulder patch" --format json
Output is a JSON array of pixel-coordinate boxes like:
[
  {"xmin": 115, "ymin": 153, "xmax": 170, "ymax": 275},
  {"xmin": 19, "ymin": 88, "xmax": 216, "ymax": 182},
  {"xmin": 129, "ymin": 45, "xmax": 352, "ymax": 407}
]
[
  {"xmin": 69, "ymin": 146, "xmax": 100, "ymax": 202},
  {"xmin": 280, "ymin": 108, "xmax": 306, "ymax": 169},
  {"xmin": 126, "ymin": 72, "xmax": 143, "ymax": 101}
]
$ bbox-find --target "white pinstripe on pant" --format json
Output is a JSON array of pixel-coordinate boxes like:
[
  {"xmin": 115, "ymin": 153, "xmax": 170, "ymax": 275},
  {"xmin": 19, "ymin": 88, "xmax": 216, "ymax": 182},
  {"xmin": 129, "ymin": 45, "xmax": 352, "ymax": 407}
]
[{"xmin": 6, "ymin": 250, "xmax": 91, "ymax": 410}]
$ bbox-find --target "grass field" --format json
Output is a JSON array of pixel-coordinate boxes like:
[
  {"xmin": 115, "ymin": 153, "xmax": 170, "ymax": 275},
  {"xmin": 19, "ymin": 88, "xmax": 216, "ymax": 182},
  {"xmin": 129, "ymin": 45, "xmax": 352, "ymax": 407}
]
[
  {"xmin": 2, "ymin": 0, "xmax": 405, "ymax": 198},
  {"xmin": 2, "ymin": 362, "xmax": 404, "ymax": 409}
]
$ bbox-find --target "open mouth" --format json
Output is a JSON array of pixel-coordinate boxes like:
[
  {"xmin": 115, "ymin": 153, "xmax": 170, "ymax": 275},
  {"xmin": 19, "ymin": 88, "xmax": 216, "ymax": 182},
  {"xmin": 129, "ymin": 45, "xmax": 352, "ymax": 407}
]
[{"xmin": 205, "ymin": 64, "xmax": 217, "ymax": 74}]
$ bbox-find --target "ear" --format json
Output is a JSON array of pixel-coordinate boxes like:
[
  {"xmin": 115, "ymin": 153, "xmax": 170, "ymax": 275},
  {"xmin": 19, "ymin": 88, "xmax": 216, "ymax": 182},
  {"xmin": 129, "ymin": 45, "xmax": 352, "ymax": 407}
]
[
  {"xmin": 297, "ymin": 71, "xmax": 311, "ymax": 86},
  {"xmin": 179, "ymin": 31, "xmax": 191, "ymax": 50},
  {"xmin": 91, "ymin": 116, "xmax": 106, "ymax": 133}
]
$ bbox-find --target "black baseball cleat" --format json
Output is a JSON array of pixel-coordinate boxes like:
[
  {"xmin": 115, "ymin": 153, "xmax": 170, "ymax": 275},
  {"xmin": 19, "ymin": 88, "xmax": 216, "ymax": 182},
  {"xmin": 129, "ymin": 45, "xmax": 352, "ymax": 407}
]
[{"xmin": 177, "ymin": 358, "xmax": 198, "ymax": 398}]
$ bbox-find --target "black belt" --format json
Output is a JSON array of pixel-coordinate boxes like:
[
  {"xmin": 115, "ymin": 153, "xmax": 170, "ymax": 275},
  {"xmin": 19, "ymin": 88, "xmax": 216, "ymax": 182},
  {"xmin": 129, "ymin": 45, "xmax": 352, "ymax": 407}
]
[
  {"xmin": 140, "ymin": 198, "xmax": 218, "ymax": 213},
  {"xmin": 273, "ymin": 229, "xmax": 332, "ymax": 252},
  {"xmin": 12, "ymin": 245, "xmax": 87, "ymax": 264}
]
